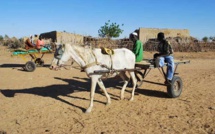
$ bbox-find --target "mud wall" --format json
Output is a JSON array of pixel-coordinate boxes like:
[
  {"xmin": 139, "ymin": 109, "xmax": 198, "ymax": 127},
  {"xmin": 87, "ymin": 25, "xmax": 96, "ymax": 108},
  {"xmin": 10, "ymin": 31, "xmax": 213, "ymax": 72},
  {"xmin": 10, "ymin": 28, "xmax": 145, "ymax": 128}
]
[
  {"xmin": 56, "ymin": 32, "xmax": 83, "ymax": 44},
  {"xmin": 139, "ymin": 28, "xmax": 190, "ymax": 44},
  {"xmin": 40, "ymin": 31, "xmax": 84, "ymax": 44}
]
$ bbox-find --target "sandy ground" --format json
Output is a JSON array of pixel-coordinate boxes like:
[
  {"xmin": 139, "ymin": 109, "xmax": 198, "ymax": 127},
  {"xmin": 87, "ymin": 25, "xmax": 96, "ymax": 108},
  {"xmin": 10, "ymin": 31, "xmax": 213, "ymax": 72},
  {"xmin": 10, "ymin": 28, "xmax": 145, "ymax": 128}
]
[{"xmin": 0, "ymin": 46, "xmax": 215, "ymax": 134}]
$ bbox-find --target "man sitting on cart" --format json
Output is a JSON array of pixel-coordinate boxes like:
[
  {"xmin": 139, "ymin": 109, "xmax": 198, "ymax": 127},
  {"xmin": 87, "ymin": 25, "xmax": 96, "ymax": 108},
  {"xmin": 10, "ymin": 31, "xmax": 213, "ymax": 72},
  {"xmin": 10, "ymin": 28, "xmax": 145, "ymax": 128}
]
[
  {"xmin": 25, "ymin": 35, "xmax": 44, "ymax": 50},
  {"xmin": 25, "ymin": 35, "xmax": 36, "ymax": 50},
  {"xmin": 36, "ymin": 35, "xmax": 45, "ymax": 50},
  {"xmin": 154, "ymin": 32, "xmax": 174, "ymax": 84}
]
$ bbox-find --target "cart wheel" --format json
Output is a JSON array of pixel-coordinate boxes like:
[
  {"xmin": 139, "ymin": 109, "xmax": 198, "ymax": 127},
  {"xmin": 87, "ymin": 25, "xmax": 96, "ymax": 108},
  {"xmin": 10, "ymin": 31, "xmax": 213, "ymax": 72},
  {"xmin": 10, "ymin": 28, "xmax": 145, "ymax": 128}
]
[
  {"xmin": 167, "ymin": 76, "xmax": 183, "ymax": 98},
  {"xmin": 25, "ymin": 61, "xmax": 36, "ymax": 72},
  {"xmin": 135, "ymin": 70, "xmax": 144, "ymax": 88},
  {"xmin": 35, "ymin": 58, "xmax": 44, "ymax": 67}
]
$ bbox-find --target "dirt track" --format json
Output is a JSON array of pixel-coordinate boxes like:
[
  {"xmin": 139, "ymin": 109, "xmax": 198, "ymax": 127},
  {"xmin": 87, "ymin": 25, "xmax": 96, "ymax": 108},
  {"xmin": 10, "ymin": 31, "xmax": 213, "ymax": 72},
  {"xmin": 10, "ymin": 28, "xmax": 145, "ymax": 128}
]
[{"xmin": 0, "ymin": 46, "xmax": 215, "ymax": 134}]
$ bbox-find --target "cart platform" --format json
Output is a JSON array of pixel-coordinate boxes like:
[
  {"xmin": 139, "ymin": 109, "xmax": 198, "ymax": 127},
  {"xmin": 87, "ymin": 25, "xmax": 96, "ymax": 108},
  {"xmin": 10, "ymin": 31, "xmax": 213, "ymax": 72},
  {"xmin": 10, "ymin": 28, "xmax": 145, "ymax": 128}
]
[
  {"xmin": 135, "ymin": 59, "xmax": 190, "ymax": 69},
  {"xmin": 12, "ymin": 47, "xmax": 52, "ymax": 56},
  {"xmin": 11, "ymin": 47, "xmax": 52, "ymax": 72}
]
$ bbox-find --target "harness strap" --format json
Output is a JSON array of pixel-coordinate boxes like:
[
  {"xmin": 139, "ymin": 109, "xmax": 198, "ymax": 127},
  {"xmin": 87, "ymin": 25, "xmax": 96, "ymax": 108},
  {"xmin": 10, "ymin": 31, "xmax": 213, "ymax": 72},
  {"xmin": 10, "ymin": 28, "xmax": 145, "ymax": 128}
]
[
  {"xmin": 110, "ymin": 55, "xmax": 113, "ymax": 70},
  {"xmin": 80, "ymin": 48, "xmax": 113, "ymax": 71},
  {"xmin": 82, "ymin": 62, "xmax": 100, "ymax": 70}
]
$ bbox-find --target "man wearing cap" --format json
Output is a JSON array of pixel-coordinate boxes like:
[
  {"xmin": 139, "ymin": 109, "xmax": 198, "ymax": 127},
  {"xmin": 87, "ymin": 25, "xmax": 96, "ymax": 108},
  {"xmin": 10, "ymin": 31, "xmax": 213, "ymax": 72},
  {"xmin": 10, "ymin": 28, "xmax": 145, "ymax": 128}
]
[
  {"xmin": 129, "ymin": 32, "xmax": 143, "ymax": 62},
  {"xmin": 154, "ymin": 32, "xmax": 174, "ymax": 84},
  {"xmin": 128, "ymin": 31, "xmax": 144, "ymax": 85}
]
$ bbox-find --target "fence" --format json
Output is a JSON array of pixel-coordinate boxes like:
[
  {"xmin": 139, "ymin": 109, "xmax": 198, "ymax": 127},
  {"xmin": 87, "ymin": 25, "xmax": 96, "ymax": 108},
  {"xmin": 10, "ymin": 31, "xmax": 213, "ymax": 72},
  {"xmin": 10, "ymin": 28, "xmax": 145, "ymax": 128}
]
[
  {"xmin": 84, "ymin": 36, "xmax": 215, "ymax": 52},
  {"xmin": 144, "ymin": 41, "xmax": 215, "ymax": 52},
  {"xmin": 83, "ymin": 37, "xmax": 133, "ymax": 50},
  {"xmin": 2, "ymin": 36, "xmax": 215, "ymax": 52}
]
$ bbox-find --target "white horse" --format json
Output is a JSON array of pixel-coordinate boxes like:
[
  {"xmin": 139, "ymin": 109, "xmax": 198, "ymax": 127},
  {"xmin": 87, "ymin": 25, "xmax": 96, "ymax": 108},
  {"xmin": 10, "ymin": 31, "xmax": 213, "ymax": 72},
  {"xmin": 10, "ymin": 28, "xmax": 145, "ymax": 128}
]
[{"xmin": 50, "ymin": 44, "xmax": 137, "ymax": 113}]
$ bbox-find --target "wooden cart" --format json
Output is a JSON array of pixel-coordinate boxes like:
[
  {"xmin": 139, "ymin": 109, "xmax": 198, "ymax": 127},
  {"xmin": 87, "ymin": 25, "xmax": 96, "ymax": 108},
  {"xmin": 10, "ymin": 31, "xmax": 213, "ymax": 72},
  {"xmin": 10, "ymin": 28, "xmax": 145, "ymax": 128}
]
[
  {"xmin": 134, "ymin": 59, "xmax": 190, "ymax": 98},
  {"xmin": 90, "ymin": 59, "xmax": 190, "ymax": 98},
  {"xmin": 11, "ymin": 47, "xmax": 52, "ymax": 72}
]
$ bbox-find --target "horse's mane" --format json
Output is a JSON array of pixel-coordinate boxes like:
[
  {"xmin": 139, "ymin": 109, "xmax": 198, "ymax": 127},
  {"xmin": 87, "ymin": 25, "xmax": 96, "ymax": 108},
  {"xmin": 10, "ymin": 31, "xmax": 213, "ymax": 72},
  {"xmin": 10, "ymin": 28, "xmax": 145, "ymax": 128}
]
[
  {"xmin": 68, "ymin": 44, "xmax": 96, "ymax": 64},
  {"xmin": 69, "ymin": 44, "xmax": 91, "ymax": 53}
]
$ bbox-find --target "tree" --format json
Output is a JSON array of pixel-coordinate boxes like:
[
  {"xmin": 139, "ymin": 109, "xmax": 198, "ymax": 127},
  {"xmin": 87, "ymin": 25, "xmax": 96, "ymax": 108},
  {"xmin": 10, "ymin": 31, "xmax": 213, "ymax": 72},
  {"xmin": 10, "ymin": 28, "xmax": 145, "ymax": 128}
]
[
  {"xmin": 202, "ymin": 36, "xmax": 208, "ymax": 43},
  {"xmin": 98, "ymin": 20, "xmax": 124, "ymax": 38},
  {"xmin": 0, "ymin": 35, "xmax": 3, "ymax": 41},
  {"xmin": 209, "ymin": 36, "xmax": 215, "ymax": 41},
  {"xmin": 4, "ymin": 34, "xmax": 10, "ymax": 40}
]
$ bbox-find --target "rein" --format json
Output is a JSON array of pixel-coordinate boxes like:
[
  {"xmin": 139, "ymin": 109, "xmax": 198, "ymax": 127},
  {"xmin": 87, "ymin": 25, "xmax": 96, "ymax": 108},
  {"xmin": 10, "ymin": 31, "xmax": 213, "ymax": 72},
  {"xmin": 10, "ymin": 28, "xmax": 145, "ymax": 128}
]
[
  {"xmin": 54, "ymin": 64, "xmax": 73, "ymax": 70},
  {"xmin": 82, "ymin": 62, "xmax": 100, "ymax": 70}
]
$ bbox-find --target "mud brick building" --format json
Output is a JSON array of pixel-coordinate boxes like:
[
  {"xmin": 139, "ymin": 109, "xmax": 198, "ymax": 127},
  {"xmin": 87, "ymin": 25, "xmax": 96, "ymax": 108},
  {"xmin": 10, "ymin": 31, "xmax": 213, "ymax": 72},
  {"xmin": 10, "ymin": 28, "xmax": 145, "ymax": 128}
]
[
  {"xmin": 137, "ymin": 28, "xmax": 190, "ymax": 44},
  {"xmin": 40, "ymin": 31, "xmax": 84, "ymax": 44}
]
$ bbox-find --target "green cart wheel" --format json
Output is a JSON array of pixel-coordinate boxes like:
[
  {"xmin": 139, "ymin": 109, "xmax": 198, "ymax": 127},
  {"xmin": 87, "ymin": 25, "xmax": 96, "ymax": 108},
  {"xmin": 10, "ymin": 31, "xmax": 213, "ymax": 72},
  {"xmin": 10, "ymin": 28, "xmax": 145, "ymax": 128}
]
[{"xmin": 25, "ymin": 61, "xmax": 36, "ymax": 72}]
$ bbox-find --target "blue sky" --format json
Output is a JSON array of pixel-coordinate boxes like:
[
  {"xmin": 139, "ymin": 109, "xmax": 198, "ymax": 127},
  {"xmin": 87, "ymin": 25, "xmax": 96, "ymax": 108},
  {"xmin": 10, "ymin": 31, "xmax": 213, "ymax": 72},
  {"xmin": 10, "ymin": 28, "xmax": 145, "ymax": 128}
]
[{"xmin": 0, "ymin": 0, "xmax": 214, "ymax": 40}]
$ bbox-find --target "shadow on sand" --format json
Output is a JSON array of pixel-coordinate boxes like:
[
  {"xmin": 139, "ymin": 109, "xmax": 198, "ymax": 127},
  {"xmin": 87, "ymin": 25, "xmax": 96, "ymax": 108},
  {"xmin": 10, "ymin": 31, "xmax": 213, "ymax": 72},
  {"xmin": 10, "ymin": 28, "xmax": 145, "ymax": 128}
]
[
  {"xmin": 1, "ymin": 77, "xmax": 122, "ymax": 112},
  {"xmin": 0, "ymin": 63, "xmax": 51, "ymax": 68},
  {"xmin": 135, "ymin": 88, "xmax": 168, "ymax": 98},
  {"xmin": 1, "ymin": 76, "xmax": 168, "ymax": 112}
]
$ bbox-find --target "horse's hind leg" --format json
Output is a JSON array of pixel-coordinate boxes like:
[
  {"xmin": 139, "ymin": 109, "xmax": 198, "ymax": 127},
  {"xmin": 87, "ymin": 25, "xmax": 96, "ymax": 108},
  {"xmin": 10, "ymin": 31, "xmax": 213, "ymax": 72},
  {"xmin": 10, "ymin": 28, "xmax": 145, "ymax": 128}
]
[
  {"xmin": 129, "ymin": 71, "xmax": 137, "ymax": 101},
  {"xmin": 119, "ymin": 71, "xmax": 129, "ymax": 100},
  {"xmin": 97, "ymin": 78, "xmax": 111, "ymax": 105}
]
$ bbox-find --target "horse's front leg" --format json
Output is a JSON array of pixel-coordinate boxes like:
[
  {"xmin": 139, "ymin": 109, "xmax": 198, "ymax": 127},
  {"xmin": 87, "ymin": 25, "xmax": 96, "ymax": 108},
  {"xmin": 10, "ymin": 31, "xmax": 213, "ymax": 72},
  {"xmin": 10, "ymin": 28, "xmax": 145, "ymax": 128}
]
[
  {"xmin": 85, "ymin": 76, "xmax": 98, "ymax": 113},
  {"xmin": 97, "ymin": 78, "xmax": 111, "ymax": 105},
  {"xmin": 119, "ymin": 72, "xmax": 129, "ymax": 100}
]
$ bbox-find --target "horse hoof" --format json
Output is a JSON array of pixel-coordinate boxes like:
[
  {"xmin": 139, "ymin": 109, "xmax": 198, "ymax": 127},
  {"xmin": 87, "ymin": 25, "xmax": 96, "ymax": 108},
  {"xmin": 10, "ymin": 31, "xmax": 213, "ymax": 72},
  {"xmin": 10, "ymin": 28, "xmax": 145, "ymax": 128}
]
[
  {"xmin": 85, "ymin": 110, "xmax": 91, "ymax": 113},
  {"xmin": 129, "ymin": 98, "xmax": 134, "ymax": 101},
  {"xmin": 85, "ymin": 108, "xmax": 92, "ymax": 113},
  {"xmin": 106, "ymin": 102, "xmax": 111, "ymax": 105}
]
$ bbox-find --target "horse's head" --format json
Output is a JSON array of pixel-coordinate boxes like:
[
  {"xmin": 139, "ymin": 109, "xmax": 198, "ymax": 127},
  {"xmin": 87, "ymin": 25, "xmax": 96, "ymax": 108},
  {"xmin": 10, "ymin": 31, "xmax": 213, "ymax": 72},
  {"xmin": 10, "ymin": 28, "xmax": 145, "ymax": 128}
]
[
  {"xmin": 50, "ymin": 43, "xmax": 91, "ymax": 70},
  {"xmin": 50, "ymin": 43, "xmax": 65, "ymax": 70}
]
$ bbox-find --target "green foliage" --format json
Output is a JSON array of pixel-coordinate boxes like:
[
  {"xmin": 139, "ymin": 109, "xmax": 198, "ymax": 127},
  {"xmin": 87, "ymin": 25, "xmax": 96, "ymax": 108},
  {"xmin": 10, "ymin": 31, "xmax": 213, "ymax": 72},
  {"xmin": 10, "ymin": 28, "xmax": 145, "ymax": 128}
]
[
  {"xmin": 4, "ymin": 34, "xmax": 10, "ymax": 40},
  {"xmin": 202, "ymin": 36, "xmax": 208, "ymax": 42},
  {"xmin": 0, "ymin": 35, "xmax": 3, "ymax": 41},
  {"xmin": 209, "ymin": 36, "xmax": 215, "ymax": 41},
  {"xmin": 98, "ymin": 20, "xmax": 124, "ymax": 38},
  {"xmin": 2, "ymin": 36, "xmax": 22, "ymax": 49},
  {"xmin": 202, "ymin": 36, "xmax": 215, "ymax": 42}
]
